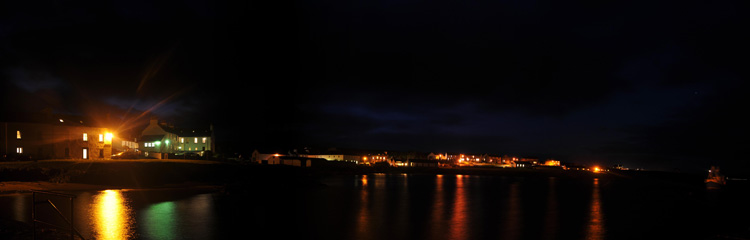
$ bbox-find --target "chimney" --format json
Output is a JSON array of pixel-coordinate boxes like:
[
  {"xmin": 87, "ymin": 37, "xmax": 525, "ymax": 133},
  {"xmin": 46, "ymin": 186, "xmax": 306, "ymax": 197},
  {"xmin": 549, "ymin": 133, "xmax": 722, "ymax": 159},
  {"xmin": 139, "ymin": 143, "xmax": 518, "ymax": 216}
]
[{"xmin": 150, "ymin": 116, "xmax": 158, "ymax": 126}]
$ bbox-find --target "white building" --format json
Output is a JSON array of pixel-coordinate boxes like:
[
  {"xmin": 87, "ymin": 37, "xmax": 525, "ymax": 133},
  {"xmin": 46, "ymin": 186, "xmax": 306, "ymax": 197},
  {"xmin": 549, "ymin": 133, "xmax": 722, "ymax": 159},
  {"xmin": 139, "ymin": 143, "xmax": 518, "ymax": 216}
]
[{"xmin": 140, "ymin": 117, "xmax": 214, "ymax": 158}]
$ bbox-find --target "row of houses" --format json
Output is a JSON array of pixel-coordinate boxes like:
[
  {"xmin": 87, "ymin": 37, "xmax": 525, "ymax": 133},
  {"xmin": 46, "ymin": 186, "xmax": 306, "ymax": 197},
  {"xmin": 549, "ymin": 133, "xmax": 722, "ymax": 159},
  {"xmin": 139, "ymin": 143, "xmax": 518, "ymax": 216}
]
[
  {"xmin": 1, "ymin": 114, "xmax": 213, "ymax": 160},
  {"xmin": 251, "ymin": 148, "xmax": 560, "ymax": 168}
]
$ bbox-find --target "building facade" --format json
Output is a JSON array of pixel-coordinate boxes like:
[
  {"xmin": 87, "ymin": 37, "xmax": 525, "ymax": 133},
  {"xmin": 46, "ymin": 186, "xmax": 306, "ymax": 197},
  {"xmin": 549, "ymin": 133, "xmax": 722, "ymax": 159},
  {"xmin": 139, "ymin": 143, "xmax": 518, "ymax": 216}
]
[
  {"xmin": 140, "ymin": 118, "xmax": 214, "ymax": 157},
  {"xmin": 2, "ymin": 121, "xmax": 113, "ymax": 160}
]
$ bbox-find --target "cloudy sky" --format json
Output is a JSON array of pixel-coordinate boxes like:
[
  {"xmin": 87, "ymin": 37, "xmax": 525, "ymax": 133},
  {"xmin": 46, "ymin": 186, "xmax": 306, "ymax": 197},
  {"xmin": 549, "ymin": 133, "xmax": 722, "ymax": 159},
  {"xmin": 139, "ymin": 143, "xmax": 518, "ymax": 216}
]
[{"xmin": 1, "ymin": 0, "xmax": 748, "ymax": 172}]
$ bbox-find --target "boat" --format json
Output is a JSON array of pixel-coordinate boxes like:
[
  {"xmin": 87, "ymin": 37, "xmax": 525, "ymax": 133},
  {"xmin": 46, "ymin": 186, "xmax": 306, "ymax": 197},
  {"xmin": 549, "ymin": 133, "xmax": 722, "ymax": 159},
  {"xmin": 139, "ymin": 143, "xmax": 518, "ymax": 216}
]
[{"xmin": 705, "ymin": 166, "xmax": 726, "ymax": 189}]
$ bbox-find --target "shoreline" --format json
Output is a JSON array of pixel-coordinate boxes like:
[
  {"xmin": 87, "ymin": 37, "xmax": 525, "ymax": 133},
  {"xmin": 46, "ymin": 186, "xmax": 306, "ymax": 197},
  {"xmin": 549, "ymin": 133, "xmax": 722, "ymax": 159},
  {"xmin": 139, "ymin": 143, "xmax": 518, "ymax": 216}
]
[
  {"xmin": 0, "ymin": 160, "xmax": 709, "ymax": 195},
  {"xmin": 0, "ymin": 181, "xmax": 223, "ymax": 195}
]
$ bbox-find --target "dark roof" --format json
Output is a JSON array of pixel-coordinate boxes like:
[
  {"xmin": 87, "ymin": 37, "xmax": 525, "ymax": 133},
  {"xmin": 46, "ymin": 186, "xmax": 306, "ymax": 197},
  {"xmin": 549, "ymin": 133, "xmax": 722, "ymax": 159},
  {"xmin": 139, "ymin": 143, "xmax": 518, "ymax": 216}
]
[
  {"xmin": 279, "ymin": 156, "xmax": 327, "ymax": 161},
  {"xmin": 156, "ymin": 122, "xmax": 212, "ymax": 137},
  {"xmin": 140, "ymin": 135, "xmax": 165, "ymax": 142},
  {"xmin": 408, "ymin": 159, "xmax": 446, "ymax": 163},
  {"xmin": 1, "ymin": 112, "xmax": 98, "ymax": 127}
]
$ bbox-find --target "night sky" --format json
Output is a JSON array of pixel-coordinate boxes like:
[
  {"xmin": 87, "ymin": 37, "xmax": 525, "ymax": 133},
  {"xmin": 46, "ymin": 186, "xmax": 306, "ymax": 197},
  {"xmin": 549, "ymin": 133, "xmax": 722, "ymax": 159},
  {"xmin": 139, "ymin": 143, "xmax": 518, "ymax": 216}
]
[{"xmin": 2, "ymin": 0, "xmax": 748, "ymax": 173}]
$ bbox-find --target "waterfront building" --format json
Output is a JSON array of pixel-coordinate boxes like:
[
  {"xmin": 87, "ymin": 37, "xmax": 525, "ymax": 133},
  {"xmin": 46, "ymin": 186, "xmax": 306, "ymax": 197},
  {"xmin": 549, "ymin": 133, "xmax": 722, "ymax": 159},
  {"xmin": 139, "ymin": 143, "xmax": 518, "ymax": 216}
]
[
  {"xmin": 266, "ymin": 155, "xmax": 327, "ymax": 167},
  {"xmin": 140, "ymin": 117, "xmax": 214, "ymax": 158},
  {"xmin": 2, "ymin": 116, "xmax": 115, "ymax": 160},
  {"xmin": 251, "ymin": 149, "xmax": 283, "ymax": 164}
]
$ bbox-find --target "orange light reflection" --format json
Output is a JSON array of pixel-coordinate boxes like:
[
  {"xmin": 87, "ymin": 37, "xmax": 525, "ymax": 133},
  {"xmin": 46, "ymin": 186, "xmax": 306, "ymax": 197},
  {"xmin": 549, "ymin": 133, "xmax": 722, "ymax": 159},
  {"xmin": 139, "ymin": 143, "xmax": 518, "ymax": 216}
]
[
  {"xmin": 450, "ymin": 175, "xmax": 468, "ymax": 240},
  {"xmin": 503, "ymin": 182, "xmax": 521, "ymax": 240},
  {"xmin": 361, "ymin": 175, "xmax": 368, "ymax": 187},
  {"xmin": 91, "ymin": 190, "xmax": 134, "ymax": 240},
  {"xmin": 356, "ymin": 176, "xmax": 370, "ymax": 237},
  {"xmin": 586, "ymin": 178, "xmax": 604, "ymax": 240}
]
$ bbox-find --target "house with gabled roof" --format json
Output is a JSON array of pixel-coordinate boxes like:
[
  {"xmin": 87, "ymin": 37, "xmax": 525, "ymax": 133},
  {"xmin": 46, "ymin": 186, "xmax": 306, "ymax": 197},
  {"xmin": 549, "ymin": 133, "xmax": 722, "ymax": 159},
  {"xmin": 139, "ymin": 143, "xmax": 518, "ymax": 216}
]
[{"xmin": 140, "ymin": 117, "xmax": 214, "ymax": 158}]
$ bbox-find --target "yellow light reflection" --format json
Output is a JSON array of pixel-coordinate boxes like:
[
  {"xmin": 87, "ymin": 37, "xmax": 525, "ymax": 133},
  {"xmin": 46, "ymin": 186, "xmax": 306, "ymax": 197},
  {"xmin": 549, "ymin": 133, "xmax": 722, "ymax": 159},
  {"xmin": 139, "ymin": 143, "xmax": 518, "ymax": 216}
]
[
  {"xmin": 92, "ymin": 190, "xmax": 134, "ymax": 240},
  {"xmin": 586, "ymin": 178, "xmax": 604, "ymax": 240}
]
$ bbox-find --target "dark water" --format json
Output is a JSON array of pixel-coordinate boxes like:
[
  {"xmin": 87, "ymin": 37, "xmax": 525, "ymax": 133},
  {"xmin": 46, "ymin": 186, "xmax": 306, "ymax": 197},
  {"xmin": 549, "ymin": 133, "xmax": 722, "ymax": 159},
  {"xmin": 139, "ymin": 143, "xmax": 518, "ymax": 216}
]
[{"xmin": 2, "ymin": 174, "xmax": 749, "ymax": 239}]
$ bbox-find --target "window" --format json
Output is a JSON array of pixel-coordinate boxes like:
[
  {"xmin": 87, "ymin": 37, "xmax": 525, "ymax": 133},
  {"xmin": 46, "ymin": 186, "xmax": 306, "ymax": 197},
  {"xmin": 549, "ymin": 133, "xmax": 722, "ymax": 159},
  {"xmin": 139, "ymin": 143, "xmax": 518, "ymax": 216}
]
[
  {"xmin": 83, "ymin": 148, "xmax": 88, "ymax": 159},
  {"xmin": 202, "ymin": 137, "xmax": 207, "ymax": 143},
  {"xmin": 16, "ymin": 131, "xmax": 21, "ymax": 139},
  {"xmin": 16, "ymin": 147, "xmax": 23, "ymax": 154},
  {"xmin": 180, "ymin": 138, "xmax": 184, "ymax": 143},
  {"xmin": 99, "ymin": 134, "xmax": 104, "ymax": 142},
  {"xmin": 194, "ymin": 138, "xmax": 198, "ymax": 143},
  {"xmin": 83, "ymin": 133, "xmax": 88, "ymax": 141}
]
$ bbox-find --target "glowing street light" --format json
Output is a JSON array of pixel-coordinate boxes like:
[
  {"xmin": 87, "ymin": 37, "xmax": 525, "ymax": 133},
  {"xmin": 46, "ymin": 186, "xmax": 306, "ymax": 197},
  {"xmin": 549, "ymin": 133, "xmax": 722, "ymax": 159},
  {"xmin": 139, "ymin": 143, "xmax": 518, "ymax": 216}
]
[{"xmin": 104, "ymin": 132, "xmax": 113, "ymax": 144}]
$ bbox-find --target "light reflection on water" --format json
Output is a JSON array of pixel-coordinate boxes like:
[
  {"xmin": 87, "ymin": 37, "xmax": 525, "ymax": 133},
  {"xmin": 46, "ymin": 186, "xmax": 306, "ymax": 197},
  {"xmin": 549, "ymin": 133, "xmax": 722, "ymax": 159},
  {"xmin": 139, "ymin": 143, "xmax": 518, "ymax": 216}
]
[
  {"xmin": 143, "ymin": 201, "xmax": 176, "ymax": 240},
  {"xmin": 5, "ymin": 174, "xmax": 739, "ymax": 240},
  {"xmin": 357, "ymin": 175, "xmax": 370, "ymax": 237},
  {"xmin": 504, "ymin": 181, "xmax": 522, "ymax": 240},
  {"xmin": 543, "ymin": 177, "xmax": 559, "ymax": 240},
  {"xmin": 90, "ymin": 190, "xmax": 134, "ymax": 240},
  {"xmin": 450, "ymin": 174, "xmax": 468, "ymax": 240},
  {"xmin": 586, "ymin": 178, "xmax": 605, "ymax": 240},
  {"xmin": 430, "ymin": 174, "xmax": 446, "ymax": 240}
]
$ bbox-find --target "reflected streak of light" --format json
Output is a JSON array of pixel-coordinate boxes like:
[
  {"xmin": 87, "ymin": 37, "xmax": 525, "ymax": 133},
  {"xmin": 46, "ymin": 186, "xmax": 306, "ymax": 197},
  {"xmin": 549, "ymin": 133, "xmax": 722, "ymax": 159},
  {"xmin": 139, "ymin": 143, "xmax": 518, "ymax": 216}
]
[
  {"xmin": 542, "ymin": 177, "xmax": 559, "ymax": 240},
  {"xmin": 450, "ymin": 174, "xmax": 468, "ymax": 240},
  {"xmin": 431, "ymin": 174, "xmax": 445, "ymax": 239},
  {"xmin": 586, "ymin": 178, "xmax": 605, "ymax": 240},
  {"xmin": 503, "ymin": 182, "xmax": 521, "ymax": 240},
  {"xmin": 144, "ymin": 202, "xmax": 176, "ymax": 240},
  {"xmin": 91, "ymin": 190, "xmax": 134, "ymax": 240},
  {"xmin": 13, "ymin": 194, "xmax": 27, "ymax": 223},
  {"xmin": 357, "ymin": 175, "xmax": 370, "ymax": 237}
]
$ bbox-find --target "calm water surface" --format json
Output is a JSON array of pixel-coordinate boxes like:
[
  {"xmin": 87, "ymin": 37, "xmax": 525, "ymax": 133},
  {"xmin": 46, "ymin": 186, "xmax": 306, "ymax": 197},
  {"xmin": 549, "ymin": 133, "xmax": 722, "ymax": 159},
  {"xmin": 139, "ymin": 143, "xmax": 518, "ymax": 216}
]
[{"xmin": 2, "ymin": 174, "xmax": 749, "ymax": 239}]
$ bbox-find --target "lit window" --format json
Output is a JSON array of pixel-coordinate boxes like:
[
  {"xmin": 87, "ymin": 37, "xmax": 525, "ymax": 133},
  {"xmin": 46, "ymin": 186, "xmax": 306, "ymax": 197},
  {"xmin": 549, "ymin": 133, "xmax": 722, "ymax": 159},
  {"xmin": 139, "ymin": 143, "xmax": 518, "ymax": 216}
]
[
  {"xmin": 202, "ymin": 137, "xmax": 206, "ymax": 143},
  {"xmin": 16, "ymin": 131, "xmax": 21, "ymax": 139},
  {"xmin": 83, "ymin": 133, "xmax": 88, "ymax": 141},
  {"xmin": 99, "ymin": 134, "xmax": 104, "ymax": 142},
  {"xmin": 16, "ymin": 147, "xmax": 23, "ymax": 154},
  {"xmin": 194, "ymin": 138, "xmax": 198, "ymax": 143},
  {"xmin": 180, "ymin": 138, "xmax": 184, "ymax": 143}
]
